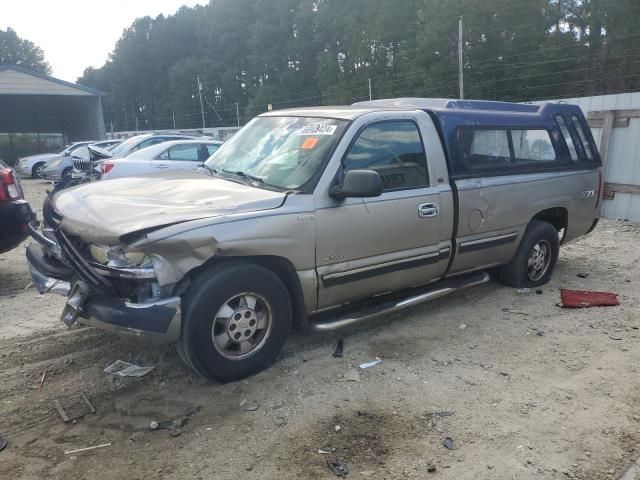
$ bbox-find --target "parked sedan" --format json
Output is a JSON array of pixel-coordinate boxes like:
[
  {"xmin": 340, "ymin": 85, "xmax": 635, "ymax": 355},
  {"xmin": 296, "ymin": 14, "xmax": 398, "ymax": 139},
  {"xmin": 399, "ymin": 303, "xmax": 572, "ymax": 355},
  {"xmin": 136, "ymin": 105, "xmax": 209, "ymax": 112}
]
[
  {"xmin": 106, "ymin": 133, "xmax": 204, "ymax": 160},
  {"xmin": 40, "ymin": 139, "xmax": 122, "ymax": 181},
  {"xmin": 16, "ymin": 142, "xmax": 93, "ymax": 179},
  {"xmin": 0, "ymin": 160, "xmax": 33, "ymax": 254},
  {"xmin": 101, "ymin": 140, "xmax": 222, "ymax": 179}
]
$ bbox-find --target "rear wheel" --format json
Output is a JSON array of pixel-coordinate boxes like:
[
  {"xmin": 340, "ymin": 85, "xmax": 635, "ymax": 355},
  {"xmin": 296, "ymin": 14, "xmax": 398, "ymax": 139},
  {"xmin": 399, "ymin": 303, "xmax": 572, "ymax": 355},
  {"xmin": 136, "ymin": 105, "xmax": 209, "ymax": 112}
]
[
  {"xmin": 179, "ymin": 262, "xmax": 292, "ymax": 382},
  {"xmin": 61, "ymin": 167, "xmax": 73, "ymax": 180},
  {"xmin": 499, "ymin": 220, "xmax": 559, "ymax": 288},
  {"xmin": 32, "ymin": 162, "xmax": 45, "ymax": 179}
]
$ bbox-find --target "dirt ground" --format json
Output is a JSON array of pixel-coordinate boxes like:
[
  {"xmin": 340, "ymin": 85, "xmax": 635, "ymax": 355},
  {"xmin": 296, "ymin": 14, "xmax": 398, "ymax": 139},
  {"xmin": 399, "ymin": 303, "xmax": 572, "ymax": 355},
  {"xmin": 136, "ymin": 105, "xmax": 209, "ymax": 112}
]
[{"xmin": 1, "ymin": 179, "xmax": 640, "ymax": 480}]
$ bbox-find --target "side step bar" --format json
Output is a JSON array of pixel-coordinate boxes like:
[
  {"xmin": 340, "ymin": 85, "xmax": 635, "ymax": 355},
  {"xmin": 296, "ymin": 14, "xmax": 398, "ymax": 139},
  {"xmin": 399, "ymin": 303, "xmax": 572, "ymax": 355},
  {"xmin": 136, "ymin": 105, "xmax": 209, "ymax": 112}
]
[{"xmin": 310, "ymin": 271, "xmax": 490, "ymax": 332}]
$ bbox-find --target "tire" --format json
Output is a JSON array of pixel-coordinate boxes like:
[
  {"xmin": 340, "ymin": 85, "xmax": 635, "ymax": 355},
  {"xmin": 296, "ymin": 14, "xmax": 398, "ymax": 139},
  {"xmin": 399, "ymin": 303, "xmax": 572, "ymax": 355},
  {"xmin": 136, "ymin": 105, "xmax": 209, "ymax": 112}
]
[
  {"xmin": 32, "ymin": 162, "xmax": 45, "ymax": 179},
  {"xmin": 179, "ymin": 262, "xmax": 292, "ymax": 382},
  {"xmin": 62, "ymin": 167, "xmax": 73, "ymax": 180},
  {"xmin": 499, "ymin": 220, "xmax": 560, "ymax": 288}
]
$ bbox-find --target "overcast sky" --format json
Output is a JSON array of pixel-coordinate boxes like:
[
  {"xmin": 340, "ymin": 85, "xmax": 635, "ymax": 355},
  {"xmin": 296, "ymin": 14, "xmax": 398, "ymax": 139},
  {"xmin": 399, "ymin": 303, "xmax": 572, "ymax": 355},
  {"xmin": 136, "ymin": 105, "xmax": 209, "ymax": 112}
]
[{"xmin": 3, "ymin": 0, "xmax": 205, "ymax": 82}]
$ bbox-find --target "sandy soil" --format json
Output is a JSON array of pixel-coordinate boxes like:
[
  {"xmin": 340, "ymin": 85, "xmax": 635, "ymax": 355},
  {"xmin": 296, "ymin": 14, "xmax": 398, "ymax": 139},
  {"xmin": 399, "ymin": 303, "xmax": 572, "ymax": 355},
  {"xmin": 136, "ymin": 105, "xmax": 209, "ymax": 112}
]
[{"xmin": 1, "ymin": 179, "xmax": 640, "ymax": 480}]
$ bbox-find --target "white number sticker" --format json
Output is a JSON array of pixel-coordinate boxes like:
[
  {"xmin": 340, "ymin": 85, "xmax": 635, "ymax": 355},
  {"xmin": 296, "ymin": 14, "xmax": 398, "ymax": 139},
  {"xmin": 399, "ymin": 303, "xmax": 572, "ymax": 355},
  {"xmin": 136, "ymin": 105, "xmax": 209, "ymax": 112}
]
[{"xmin": 297, "ymin": 122, "xmax": 338, "ymax": 136}]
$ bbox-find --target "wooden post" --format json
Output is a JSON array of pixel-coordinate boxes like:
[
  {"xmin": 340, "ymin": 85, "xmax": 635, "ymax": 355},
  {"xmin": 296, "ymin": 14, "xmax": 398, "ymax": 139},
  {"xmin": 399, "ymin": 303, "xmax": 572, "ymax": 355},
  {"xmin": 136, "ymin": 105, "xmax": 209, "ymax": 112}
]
[{"xmin": 598, "ymin": 110, "xmax": 615, "ymax": 215}]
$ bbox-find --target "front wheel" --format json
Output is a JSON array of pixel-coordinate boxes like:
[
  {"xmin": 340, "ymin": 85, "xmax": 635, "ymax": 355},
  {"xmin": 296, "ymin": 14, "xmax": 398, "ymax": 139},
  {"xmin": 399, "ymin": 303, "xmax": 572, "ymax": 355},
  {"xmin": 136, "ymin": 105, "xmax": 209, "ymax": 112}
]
[
  {"xmin": 179, "ymin": 262, "xmax": 292, "ymax": 382},
  {"xmin": 499, "ymin": 220, "xmax": 560, "ymax": 288}
]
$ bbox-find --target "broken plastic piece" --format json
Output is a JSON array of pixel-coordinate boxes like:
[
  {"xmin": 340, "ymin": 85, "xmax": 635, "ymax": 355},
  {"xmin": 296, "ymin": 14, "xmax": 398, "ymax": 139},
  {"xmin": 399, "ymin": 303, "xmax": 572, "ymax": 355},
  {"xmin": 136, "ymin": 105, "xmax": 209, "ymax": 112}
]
[
  {"xmin": 560, "ymin": 289, "xmax": 619, "ymax": 308},
  {"xmin": 359, "ymin": 357, "xmax": 382, "ymax": 369},
  {"xmin": 53, "ymin": 392, "xmax": 96, "ymax": 422},
  {"xmin": 104, "ymin": 360, "xmax": 154, "ymax": 377},
  {"xmin": 333, "ymin": 339, "xmax": 344, "ymax": 358},
  {"xmin": 443, "ymin": 437, "xmax": 454, "ymax": 450},
  {"xmin": 328, "ymin": 460, "xmax": 349, "ymax": 477}
]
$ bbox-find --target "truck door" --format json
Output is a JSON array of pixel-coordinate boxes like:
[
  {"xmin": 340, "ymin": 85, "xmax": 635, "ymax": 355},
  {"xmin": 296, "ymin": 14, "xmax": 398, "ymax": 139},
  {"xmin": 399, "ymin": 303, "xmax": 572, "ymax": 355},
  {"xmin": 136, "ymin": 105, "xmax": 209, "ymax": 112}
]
[{"xmin": 314, "ymin": 117, "xmax": 453, "ymax": 309}]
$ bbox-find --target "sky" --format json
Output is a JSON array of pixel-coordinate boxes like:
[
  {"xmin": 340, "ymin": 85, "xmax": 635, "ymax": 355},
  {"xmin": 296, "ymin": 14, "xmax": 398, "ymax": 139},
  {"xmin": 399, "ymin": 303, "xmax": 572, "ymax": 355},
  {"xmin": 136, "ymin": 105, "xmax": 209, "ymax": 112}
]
[{"xmin": 3, "ymin": 0, "xmax": 205, "ymax": 82}]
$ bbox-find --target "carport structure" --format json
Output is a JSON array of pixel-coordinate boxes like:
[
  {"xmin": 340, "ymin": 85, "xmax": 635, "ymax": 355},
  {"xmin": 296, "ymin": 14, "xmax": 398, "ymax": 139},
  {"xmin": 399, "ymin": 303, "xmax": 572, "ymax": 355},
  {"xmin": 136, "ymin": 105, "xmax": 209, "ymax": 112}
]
[{"xmin": 0, "ymin": 65, "xmax": 105, "ymax": 162}]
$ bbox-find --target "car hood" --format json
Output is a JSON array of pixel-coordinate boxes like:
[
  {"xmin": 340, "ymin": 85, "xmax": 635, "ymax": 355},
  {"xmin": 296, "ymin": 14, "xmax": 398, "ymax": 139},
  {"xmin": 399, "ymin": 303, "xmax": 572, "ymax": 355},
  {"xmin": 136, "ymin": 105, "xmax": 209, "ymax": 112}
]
[{"xmin": 52, "ymin": 170, "xmax": 288, "ymax": 244}]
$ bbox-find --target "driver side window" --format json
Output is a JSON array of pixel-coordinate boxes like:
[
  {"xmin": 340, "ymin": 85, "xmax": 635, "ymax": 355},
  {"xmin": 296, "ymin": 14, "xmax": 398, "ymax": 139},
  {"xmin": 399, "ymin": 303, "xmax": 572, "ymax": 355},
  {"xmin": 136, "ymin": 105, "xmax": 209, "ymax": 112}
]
[{"xmin": 342, "ymin": 121, "xmax": 428, "ymax": 191}]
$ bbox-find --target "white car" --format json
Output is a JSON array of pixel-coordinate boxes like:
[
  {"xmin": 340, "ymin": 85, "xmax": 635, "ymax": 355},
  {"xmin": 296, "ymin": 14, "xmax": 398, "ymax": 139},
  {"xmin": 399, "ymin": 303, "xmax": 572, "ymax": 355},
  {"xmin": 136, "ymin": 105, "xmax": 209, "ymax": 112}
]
[
  {"xmin": 101, "ymin": 140, "xmax": 222, "ymax": 179},
  {"xmin": 16, "ymin": 142, "xmax": 92, "ymax": 178}
]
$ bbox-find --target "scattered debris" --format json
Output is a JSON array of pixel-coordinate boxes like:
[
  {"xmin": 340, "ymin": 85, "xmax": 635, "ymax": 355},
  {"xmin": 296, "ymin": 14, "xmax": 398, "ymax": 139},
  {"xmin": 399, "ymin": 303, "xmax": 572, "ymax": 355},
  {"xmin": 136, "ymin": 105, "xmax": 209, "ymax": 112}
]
[
  {"xmin": 536, "ymin": 289, "xmax": 543, "ymax": 295},
  {"xmin": 342, "ymin": 370, "xmax": 360, "ymax": 382},
  {"xmin": 149, "ymin": 421, "xmax": 160, "ymax": 430},
  {"xmin": 104, "ymin": 360, "xmax": 154, "ymax": 377},
  {"xmin": 359, "ymin": 357, "xmax": 382, "ymax": 369},
  {"xmin": 577, "ymin": 272, "xmax": 590, "ymax": 278},
  {"xmin": 609, "ymin": 335, "xmax": 623, "ymax": 341},
  {"xmin": 328, "ymin": 460, "xmax": 349, "ymax": 477},
  {"xmin": 333, "ymin": 339, "xmax": 344, "ymax": 358},
  {"xmin": 53, "ymin": 392, "xmax": 96, "ymax": 422},
  {"xmin": 459, "ymin": 323, "xmax": 467, "ymax": 330},
  {"xmin": 502, "ymin": 308, "xmax": 529, "ymax": 316},
  {"xmin": 0, "ymin": 435, "xmax": 6, "ymax": 452},
  {"xmin": 499, "ymin": 372, "xmax": 509, "ymax": 376},
  {"xmin": 559, "ymin": 289, "xmax": 619, "ymax": 308},
  {"xmin": 38, "ymin": 368, "xmax": 47, "ymax": 389},
  {"xmin": 64, "ymin": 443, "xmax": 112, "ymax": 455},
  {"xmin": 537, "ymin": 330, "xmax": 545, "ymax": 336},
  {"xmin": 427, "ymin": 464, "xmax": 437, "ymax": 473},
  {"xmin": 243, "ymin": 402, "xmax": 259, "ymax": 412},
  {"xmin": 334, "ymin": 425, "xmax": 341, "ymax": 432},
  {"xmin": 517, "ymin": 288, "xmax": 531, "ymax": 294},
  {"xmin": 318, "ymin": 447, "xmax": 336, "ymax": 454},
  {"xmin": 443, "ymin": 437, "xmax": 455, "ymax": 449},
  {"xmin": 430, "ymin": 411, "xmax": 455, "ymax": 418}
]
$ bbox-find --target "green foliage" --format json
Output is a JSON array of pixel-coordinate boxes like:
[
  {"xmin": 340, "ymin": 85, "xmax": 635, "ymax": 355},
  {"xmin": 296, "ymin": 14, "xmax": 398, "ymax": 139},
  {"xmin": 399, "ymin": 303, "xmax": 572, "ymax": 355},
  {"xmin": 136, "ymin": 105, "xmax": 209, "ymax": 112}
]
[
  {"xmin": 0, "ymin": 28, "xmax": 51, "ymax": 74},
  {"xmin": 78, "ymin": 0, "xmax": 640, "ymax": 130}
]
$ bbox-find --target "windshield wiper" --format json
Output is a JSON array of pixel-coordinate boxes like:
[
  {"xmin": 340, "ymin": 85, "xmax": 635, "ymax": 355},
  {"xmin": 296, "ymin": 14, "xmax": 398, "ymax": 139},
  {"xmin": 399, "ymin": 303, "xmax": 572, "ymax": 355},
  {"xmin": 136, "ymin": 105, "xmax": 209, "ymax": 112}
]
[
  {"xmin": 221, "ymin": 169, "xmax": 264, "ymax": 186},
  {"xmin": 201, "ymin": 164, "xmax": 219, "ymax": 176}
]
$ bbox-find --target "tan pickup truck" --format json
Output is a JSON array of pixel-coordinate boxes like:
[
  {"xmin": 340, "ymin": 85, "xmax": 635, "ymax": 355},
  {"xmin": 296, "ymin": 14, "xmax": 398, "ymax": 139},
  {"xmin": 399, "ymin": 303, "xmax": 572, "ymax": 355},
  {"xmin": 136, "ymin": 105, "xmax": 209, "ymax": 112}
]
[{"xmin": 27, "ymin": 98, "xmax": 602, "ymax": 381}]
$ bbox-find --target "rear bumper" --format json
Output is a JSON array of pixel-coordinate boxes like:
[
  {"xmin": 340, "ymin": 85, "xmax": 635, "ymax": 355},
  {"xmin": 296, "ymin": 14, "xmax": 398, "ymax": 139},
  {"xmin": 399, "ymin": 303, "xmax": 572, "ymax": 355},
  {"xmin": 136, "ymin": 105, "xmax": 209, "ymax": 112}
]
[{"xmin": 26, "ymin": 241, "xmax": 181, "ymax": 344}]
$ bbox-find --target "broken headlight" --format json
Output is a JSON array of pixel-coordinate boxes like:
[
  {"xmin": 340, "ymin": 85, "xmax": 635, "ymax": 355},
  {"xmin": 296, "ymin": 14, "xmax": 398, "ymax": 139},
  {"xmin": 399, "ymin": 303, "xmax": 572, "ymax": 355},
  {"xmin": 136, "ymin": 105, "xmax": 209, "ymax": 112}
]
[{"xmin": 89, "ymin": 244, "xmax": 148, "ymax": 267}]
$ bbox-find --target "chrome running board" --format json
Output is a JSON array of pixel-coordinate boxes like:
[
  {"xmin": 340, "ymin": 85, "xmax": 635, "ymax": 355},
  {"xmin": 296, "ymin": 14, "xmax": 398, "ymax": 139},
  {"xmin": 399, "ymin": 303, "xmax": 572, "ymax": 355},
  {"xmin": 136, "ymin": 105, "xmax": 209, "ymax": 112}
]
[{"xmin": 310, "ymin": 271, "xmax": 490, "ymax": 332}]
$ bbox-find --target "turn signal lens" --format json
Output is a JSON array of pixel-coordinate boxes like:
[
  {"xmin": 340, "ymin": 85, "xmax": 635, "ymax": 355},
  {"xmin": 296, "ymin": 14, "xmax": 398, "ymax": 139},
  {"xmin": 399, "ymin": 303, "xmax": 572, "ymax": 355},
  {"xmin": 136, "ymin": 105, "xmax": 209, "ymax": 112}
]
[{"xmin": 102, "ymin": 162, "xmax": 115, "ymax": 174}]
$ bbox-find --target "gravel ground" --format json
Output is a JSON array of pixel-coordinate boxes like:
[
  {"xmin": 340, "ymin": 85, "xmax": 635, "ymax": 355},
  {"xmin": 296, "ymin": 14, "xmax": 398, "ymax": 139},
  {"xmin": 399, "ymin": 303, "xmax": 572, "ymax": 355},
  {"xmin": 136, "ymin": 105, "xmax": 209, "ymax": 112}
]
[{"xmin": 1, "ymin": 179, "xmax": 640, "ymax": 480}]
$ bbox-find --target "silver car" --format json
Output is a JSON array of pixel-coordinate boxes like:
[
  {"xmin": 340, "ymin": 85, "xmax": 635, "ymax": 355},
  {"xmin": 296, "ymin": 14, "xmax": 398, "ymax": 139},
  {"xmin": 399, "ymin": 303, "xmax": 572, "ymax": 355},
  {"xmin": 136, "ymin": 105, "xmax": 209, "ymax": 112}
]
[
  {"xmin": 16, "ymin": 142, "xmax": 92, "ymax": 178},
  {"xmin": 40, "ymin": 140, "xmax": 122, "ymax": 181}
]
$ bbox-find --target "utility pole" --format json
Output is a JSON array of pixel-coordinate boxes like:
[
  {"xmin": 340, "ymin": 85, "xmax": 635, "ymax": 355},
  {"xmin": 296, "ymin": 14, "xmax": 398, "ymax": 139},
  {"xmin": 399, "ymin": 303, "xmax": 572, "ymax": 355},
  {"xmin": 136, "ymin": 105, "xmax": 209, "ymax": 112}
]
[
  {"xmin": 197, "ymin": 75, "xmax": 206, "ymax": 129},
  {"xmin": 368, "ymin": 77, "xmax": 372, "ymax": 101},
  {"xmin": 235, "ymin": 102, "xmax": 240, "ymax": 127},
  {"xmin": 135, "ymin": 115, "xmax": 139, "ymax": 132},
  {"xmin": 458, "ymin": 16, "xmax": 464, "ymax": 100},
  {"xmin": 172, "ymin": 111, "xmax": 176, "ymax": 129}
]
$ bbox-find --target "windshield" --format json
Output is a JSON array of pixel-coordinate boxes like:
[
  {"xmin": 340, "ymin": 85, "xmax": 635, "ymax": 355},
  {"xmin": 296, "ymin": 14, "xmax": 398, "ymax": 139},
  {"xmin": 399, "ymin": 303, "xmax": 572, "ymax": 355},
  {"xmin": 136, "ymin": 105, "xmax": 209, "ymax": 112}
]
[
  {"xmin": 204, "ymin": 116, "xmax": 348, "ymax": 191},
  {"xmin": 109, "ymin": 136, "xmax": 145, "ymax": 157}
]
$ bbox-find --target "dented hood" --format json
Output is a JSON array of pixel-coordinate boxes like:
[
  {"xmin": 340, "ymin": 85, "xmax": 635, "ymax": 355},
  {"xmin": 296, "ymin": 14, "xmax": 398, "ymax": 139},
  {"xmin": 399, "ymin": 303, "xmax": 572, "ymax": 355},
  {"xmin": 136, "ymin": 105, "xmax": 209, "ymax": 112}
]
[{"xmin": 51, "ymin": 170, "xmax": 287, "ymax": 243}]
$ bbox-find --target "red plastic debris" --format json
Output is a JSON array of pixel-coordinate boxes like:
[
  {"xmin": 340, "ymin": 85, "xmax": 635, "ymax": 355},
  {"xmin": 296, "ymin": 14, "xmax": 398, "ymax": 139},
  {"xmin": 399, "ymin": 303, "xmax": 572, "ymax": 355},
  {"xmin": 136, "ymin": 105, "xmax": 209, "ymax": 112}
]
[{"xmin": 560, "ymin": 289, "xmax": 619, "ymax": 308}]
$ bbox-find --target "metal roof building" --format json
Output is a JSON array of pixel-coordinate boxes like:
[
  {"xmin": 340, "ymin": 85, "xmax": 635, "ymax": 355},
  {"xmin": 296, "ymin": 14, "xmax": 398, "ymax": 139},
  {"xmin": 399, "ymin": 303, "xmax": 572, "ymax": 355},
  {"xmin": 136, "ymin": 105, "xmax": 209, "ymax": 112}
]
[{"xmin": 0, "ymin": 65, "xmax": 106, "ymax": 153}]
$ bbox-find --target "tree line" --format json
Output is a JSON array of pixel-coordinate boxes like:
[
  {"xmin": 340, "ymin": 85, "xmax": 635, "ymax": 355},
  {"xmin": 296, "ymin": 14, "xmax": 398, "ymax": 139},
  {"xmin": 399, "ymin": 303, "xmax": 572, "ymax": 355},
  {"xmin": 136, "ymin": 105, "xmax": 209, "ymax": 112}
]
[{"xmin": 73, "ymin": 0, "xmax": 640, "ymax": 130}]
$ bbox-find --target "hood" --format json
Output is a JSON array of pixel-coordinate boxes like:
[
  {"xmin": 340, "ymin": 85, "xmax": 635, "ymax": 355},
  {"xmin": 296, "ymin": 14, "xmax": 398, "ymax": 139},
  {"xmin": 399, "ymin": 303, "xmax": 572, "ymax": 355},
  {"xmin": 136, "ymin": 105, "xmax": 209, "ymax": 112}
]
[{"xmin": 52, "ymin": 170, "xmax": 288, "ymax": 244}]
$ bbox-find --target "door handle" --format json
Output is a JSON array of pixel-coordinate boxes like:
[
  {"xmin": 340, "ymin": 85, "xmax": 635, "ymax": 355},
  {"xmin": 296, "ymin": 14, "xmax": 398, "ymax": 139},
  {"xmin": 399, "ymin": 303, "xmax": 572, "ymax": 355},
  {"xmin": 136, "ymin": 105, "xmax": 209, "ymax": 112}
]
[
  {"xmin": 419, "ymin": 203, "xmax": 440, "ymax": 218},
  {"xmin": 155, "ymin": 164, "xmax": 169, "ymax": 169}
]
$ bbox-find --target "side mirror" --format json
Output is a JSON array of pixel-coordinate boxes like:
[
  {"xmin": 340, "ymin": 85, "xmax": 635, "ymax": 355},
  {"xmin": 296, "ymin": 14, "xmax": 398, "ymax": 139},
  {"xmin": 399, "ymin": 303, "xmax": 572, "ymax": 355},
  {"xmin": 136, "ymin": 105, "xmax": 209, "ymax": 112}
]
[{"xmin": 330, "ymin": 169, "xmax": 383, "ymax": 199}]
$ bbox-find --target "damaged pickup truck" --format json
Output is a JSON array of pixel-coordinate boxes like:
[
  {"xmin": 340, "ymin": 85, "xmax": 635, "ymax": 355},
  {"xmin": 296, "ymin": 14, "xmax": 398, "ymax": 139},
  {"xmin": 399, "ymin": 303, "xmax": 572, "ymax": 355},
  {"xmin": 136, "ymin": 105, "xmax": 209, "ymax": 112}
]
[{"xmin": 27, "ymin": 98, "xmax": 602, "ymax": 381}]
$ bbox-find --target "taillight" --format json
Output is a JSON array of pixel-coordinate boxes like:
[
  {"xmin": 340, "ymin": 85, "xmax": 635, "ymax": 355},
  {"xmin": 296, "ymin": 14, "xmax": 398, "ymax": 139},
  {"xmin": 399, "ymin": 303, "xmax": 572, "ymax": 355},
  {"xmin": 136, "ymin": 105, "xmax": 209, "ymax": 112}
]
[
  {"xmin": 0, "ymin": 169, "xmax": 21, "ymax": 202},
  {"xmin": 102, "ymin": 162, "xmax": 114, "ymax": 174}
]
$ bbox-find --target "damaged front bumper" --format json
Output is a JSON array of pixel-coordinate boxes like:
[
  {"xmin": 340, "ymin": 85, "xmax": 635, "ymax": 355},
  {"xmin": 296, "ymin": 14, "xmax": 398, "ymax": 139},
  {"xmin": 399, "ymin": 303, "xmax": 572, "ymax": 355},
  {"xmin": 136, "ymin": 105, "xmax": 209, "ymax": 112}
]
[{"xmin": 27, "ymin": 222, "xmax": 182, "ymax": 344}]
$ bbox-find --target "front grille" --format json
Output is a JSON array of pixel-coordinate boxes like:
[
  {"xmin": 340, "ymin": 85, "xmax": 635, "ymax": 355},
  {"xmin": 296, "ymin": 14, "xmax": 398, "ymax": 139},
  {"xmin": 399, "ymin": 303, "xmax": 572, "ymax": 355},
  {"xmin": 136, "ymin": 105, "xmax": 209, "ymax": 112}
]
[{"xmin": 72, "ymin": 157, "xmax": 93, "ymax": 172}]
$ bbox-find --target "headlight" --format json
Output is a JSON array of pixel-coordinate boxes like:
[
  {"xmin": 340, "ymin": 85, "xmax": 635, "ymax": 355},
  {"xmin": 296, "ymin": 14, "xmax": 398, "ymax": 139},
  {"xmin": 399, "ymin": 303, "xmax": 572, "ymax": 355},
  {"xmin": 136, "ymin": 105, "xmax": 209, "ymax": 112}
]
[{"xmin": 89, "ymin": 244, "xmax": 148, "ymax": 266}]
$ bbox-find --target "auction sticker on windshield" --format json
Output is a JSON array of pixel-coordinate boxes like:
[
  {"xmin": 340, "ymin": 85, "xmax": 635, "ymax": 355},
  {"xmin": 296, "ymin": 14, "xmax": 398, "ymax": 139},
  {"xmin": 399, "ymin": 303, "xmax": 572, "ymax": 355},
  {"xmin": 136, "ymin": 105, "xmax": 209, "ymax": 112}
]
[
  {"xmin": 301, "ymin": 137, "xmax": 320, "ymax": 149},
  {"xmin": 297, "ymin": 122, "xmax": 338, "ymax": 136}
]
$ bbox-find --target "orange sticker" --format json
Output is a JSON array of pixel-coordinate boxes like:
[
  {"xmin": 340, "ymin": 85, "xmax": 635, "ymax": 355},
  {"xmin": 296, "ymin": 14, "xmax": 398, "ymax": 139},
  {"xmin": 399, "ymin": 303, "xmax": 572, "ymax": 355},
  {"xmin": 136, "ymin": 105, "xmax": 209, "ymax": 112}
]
[{"xmin": 301, "ymin": 137, "xmax": 319, "ymax": 149}]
